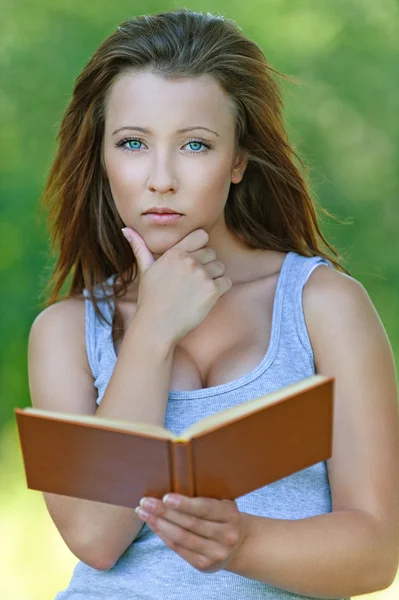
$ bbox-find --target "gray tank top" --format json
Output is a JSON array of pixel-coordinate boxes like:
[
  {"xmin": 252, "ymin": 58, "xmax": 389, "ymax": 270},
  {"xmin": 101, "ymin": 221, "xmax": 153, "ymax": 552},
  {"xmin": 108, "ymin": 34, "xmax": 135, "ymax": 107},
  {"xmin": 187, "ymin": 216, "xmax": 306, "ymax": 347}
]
[{"xmin": 55, "ymin": 251, "xmax": 348, "ymax": 600}]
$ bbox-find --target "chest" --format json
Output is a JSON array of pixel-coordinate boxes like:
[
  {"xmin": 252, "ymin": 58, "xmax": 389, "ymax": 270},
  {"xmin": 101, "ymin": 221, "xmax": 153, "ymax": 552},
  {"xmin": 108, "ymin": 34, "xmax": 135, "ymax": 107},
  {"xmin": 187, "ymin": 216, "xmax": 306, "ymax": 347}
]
[{"xmin": 112, "ymin": 273, "xmax": 280, "ymax": 392}]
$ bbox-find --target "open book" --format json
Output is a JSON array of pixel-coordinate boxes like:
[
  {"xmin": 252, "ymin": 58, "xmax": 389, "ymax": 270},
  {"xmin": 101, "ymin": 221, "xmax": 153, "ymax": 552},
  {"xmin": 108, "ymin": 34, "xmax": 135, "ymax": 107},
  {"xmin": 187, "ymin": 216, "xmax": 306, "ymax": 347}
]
[{"xmin": 15, "ymin": 374, "xmax": 334, "ymax": 509}]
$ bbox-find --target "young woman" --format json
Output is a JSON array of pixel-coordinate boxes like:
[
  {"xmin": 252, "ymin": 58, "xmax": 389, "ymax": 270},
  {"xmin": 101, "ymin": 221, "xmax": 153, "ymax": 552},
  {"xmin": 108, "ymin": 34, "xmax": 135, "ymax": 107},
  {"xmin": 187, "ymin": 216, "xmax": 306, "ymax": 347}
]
[{"xmin": 28, "ymin": 8, "xmax": 399, "ymax": 600}]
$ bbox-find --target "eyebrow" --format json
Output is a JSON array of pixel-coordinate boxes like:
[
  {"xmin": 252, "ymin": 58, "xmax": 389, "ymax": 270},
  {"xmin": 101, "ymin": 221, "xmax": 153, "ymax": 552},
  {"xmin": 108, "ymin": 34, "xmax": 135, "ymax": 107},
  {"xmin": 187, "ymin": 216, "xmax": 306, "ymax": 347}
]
[{"xmin": 111, "ymin": 125, "xmax": 220, "ymax": 137}]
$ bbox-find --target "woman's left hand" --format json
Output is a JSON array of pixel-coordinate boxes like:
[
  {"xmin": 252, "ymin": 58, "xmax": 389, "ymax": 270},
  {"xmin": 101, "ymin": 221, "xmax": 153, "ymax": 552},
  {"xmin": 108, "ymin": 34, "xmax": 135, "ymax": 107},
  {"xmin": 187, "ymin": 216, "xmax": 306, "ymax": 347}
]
[{"xmin": 135, "ymin": 494, "xmax": 250, "ymax": 573}]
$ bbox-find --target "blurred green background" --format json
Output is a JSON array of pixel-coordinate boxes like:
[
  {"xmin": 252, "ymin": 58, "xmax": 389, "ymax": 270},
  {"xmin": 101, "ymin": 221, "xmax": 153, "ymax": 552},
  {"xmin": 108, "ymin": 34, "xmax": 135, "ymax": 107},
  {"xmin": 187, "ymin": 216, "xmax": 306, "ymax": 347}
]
[{"xmin": 1, "ymin": 1, "xmax": 398, "ymax": 598}]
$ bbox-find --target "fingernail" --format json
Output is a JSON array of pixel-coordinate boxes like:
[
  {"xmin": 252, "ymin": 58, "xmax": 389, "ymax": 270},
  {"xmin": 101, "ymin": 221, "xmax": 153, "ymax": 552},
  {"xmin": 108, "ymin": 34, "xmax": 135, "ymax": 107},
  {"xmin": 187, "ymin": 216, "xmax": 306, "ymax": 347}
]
[
  {"xmin": 163, "ymin": 494, "xmax": 180, "ymax": 507},
  {"xmin": 135, "ymin": 506, "xmax": 149, "ymax": 519},
  {"xmin": 121, "ymin": 228, "xmax": 133, "ymax": 242}
]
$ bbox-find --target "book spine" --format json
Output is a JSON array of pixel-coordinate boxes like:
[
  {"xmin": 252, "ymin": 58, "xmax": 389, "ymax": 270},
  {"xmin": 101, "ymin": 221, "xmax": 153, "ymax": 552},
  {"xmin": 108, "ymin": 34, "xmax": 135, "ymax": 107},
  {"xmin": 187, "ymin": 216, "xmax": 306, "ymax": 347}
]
[{"xmin": 170, "ymin": 441, "xmax": 195, "ymax": 496}]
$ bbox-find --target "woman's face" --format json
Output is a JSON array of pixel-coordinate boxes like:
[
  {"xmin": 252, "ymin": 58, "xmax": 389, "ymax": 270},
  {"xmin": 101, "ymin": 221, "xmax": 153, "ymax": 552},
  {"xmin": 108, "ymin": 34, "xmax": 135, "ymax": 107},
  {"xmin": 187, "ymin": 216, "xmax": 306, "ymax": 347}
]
[{"xmin": 102, "ymin": 69, "xmax": 248, "ymax": 258}]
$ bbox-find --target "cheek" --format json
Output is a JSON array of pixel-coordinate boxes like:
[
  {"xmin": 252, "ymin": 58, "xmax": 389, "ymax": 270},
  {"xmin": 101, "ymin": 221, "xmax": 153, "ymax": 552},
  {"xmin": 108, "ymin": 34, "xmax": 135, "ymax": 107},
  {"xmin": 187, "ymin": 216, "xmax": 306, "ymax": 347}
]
[
  {"xmin": 194, "ymin": 160, "xmax": 232, "ymax": 195},
  {"xmin": 105, "ymin": 157, "xmax": 139, "ymax": 202},
  {"xmin": 199, "ymin": 169, "xmax": 233, "ymax": 211}
]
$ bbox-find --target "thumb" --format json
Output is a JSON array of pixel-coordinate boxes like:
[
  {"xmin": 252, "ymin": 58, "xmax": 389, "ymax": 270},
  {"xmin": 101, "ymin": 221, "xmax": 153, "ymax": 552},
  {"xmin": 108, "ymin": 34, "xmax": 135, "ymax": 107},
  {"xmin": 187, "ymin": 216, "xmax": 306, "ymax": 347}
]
[{"xmin": 121, "ymin": 227, "xmax": 155, "ymax": 274}]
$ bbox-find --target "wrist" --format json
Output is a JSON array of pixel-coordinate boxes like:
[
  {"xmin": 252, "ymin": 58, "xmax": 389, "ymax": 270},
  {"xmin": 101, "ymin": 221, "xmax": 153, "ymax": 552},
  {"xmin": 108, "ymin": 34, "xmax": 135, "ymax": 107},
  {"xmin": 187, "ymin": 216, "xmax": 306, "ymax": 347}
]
[{"xmin": 128, "ymin": 311, "xmax": 177, "ymax": 356}]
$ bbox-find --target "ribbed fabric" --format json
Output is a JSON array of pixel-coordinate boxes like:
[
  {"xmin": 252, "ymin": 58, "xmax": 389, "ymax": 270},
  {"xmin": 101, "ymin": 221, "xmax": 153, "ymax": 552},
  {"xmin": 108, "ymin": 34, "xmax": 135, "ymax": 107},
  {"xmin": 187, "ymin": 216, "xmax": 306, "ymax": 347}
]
[{"xmin": 55, "ymin": 251, "xmax": 348, "ymax": 600}]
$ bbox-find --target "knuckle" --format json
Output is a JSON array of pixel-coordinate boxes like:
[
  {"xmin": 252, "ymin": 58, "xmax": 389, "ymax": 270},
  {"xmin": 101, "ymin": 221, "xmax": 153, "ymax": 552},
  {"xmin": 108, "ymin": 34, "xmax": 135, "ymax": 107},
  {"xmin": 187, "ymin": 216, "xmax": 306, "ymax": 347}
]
[
  {"xmin": 183, "ymin": 254, "xmax": 196, "ymax": 268},
  {"xmin": 197, "ymin": 265, "xmax": 209, "ymax": 279},
  {"xmin": 195, "ymin": 555, "xmax": 212, "ymax": 571},
  {"xmin": 224, "ymin": 530, "xmax": 240, "ymax": 546},
  {"xmin": 169, "ymin": 248, "xmax": 184, "ymax": 260},
  {"xmin": 175, "ymin": 529, "xmax": 189, "ymax": 545},
  {"xmin": 166, "ymin": 538, "xmax": 179, "ymax": 551},
  {"xmin": 216, "ymin": 260, "xmax": 225, "ymax": 272},
  {"xmin": 186, "ymin": 515, "xmax": 198, "ymax": 529},
  {"xmin": 205, "ymin": 279, "xmax": 218, "ymax": 294},
  {"xmin": 198, "ymin": 229, "xmax": 209, "ymax": 243},
  {"xmin": 214, "ymin": 549, "xmax": 229, "ymax": 563}
]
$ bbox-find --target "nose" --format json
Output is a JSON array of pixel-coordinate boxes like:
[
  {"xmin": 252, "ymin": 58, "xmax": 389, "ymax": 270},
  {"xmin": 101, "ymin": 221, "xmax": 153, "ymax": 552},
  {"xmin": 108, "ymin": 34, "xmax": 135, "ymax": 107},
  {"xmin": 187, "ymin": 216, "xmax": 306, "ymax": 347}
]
[{"xmin": 147, "ymin": 152, "xmax": 178, "ymax": 194}]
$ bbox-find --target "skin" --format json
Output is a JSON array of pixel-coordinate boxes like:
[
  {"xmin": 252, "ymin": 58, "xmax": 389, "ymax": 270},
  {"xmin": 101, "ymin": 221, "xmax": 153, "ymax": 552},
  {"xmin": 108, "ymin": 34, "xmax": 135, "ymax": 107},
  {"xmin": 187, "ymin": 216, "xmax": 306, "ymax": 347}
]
[
  {"xmin": 100, "ymin": 70, "xmax": 399, "ymax": 584},
  {"xmin": 135, "ymin": 493, "xmax": 248, "ymax": 574},
  {"xmin": 102, "ymin": 68, "xmax": 255, "ymax": 570},
  {"xmin": 102, "ymin": 68, "xmax": 271, "ymax": 293}
]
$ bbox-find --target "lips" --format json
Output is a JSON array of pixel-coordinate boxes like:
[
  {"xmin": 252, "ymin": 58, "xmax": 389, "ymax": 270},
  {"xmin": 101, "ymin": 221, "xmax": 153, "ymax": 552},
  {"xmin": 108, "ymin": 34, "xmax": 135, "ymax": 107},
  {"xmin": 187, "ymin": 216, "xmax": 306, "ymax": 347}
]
[
  {"xmin": 143, "ymin": 213, "xmax": 183, "ymax": 223},
  {"xmin": 143, "ymin": 208, "xmax": 182, "ymax": 215}
]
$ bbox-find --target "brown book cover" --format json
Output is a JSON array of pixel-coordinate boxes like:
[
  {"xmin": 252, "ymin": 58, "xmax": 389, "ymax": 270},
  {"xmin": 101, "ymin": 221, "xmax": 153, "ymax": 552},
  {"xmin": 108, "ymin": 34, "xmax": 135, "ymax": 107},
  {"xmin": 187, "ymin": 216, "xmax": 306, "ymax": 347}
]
[{"xmin": 15, "ymin": 374, "xmax": 334, "ymax": 509}]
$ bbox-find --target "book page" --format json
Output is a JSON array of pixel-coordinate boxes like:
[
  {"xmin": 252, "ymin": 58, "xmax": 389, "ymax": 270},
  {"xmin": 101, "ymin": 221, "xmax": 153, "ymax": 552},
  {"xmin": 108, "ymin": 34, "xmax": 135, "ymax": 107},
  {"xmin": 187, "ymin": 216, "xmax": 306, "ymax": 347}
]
[
  {"xmin": 21, "ymin": 408, "xmax": 176, "ymax": 440},
  {"xmin": 177, "ymin": 375, "xmax": 328, "ymax": 440}
]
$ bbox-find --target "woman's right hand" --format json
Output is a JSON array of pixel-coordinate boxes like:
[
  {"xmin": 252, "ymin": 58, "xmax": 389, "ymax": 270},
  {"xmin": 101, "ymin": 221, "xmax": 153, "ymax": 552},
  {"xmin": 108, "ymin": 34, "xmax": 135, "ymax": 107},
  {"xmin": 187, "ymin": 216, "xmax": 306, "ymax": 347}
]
[{"xmin": 121, "ymin": 227, "xmax": 232, "ymax": 346}]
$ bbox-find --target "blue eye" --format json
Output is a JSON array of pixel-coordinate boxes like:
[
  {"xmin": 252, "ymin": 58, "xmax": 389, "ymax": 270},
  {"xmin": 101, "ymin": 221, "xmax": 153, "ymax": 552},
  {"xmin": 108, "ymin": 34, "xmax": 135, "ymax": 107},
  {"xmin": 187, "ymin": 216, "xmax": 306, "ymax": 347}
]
[
  {"xmin": 125, "ymin": 139, "xmax": 142, "ymax": 150},
  {"xmin": 187, "ymin": 141, "xmax": 203, "ymax": 152},
  {"xmin": 116, "ymin": 137, "xmax": 211, "ymax": 154}
]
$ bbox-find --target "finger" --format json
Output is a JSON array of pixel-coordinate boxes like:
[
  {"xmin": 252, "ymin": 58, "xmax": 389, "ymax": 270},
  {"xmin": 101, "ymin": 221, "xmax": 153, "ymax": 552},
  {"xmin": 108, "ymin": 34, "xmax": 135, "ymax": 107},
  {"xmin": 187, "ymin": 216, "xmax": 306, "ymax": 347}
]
[
  {"xmin": 141, "ymin": 501, "xmax": 226, "ymax": 540},
  {"xmin": 173, "ymin": 228, "xmax": 209, "ymax": 253},
  {"xmin": 203, "ymin": 260, "xmax": 226, "ymax": 279},
  {"xmin": 166, "ymin": 541, "xmax": 219, "ymax": 573},
  {"xmin": 135, "ymin": 498, "xmax": 226, "ymax": 541},
  {"xmin": 121, "ymin": 227, "xmax": 155, "ymax": 274},
  {"xmin": 153, "ymin": 524, "xmax": 221, "ymax": 573},
  {"xmin": 142, "ymin": 511, "xmax": 226, "ymax": 570},
  {"xmin": 163, "ymin": 494, "xmax": 236, "ymax": 523},
  {"xmin": 190, "ymin": 246, "xmax": 217, "ymax": 265},
  {"xmin": 211, "ymin": 275, "xmax": 232, "ymax": 297}
]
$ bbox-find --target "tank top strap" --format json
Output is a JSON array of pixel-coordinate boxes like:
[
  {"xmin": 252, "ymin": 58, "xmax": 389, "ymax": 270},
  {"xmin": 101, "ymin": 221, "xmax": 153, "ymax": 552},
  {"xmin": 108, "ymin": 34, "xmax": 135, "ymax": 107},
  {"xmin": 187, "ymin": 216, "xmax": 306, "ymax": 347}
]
[
  {"xmin": 82, "ymin": 274, "xmax": 117, "ymax": 380},
  {"xmin": 281, "ymin": 252, "xmax": 334, "ymax": 362}
]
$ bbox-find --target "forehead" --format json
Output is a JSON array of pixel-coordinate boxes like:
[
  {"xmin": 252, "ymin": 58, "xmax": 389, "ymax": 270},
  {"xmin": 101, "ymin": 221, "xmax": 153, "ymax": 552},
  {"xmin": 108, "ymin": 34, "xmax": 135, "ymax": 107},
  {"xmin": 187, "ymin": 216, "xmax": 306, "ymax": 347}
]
[{"xmin": 104, "ymin": 70, "xmax": 236, "ymax": 133}]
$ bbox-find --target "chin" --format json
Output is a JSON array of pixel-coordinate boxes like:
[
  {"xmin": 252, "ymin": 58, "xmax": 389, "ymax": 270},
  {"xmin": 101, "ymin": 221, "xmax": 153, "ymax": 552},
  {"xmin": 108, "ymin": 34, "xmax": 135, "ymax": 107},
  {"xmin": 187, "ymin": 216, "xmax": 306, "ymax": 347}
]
[{"xmin": 143, "ymin": 230, "xmax": 186, "ymax": 254}]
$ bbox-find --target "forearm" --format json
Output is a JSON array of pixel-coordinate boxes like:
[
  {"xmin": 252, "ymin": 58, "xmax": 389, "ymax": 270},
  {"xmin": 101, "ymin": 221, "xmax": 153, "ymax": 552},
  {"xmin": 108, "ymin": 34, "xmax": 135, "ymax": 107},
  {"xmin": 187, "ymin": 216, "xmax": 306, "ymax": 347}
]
[
  {"xmin": 44, "ymin": 492, "xmax": 145, "ymax": 570},
  {"xmin": 227, "ymin": 509, "xmax": 395, "ymax": 598},
  {"xmin": 96, "ymin": 311, "xmax": 175, "ymax": 425},
  {"xmin": 75, "ymin": 313, "xmax": 176, "ymax": 566}
]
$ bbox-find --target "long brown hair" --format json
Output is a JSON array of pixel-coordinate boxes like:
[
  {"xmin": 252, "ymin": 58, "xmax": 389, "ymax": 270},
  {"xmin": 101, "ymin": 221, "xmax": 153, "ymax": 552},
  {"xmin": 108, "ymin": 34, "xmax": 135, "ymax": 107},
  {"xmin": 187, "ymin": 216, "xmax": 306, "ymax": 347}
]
[{"xmin": 39, "ymin": 8, "xmax": 350, "ymax": 342}]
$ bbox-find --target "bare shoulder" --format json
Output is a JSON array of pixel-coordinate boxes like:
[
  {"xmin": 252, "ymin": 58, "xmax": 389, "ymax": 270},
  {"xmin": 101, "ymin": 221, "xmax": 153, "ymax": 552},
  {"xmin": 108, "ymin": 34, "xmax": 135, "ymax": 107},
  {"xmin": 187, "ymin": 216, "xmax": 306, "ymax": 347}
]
[
  {"xmin": 301, "ymin": 261, "xmax": 395, "ymax": 399},
  {"xmin": 302, "ymin": 261, "xmax": 399, "ymax": 582},
  {"xmin": 303, "ymin": 262, "xmax": 365, "ymax": 302},
  {"xmin": 301, "ymin": 263, "xmax": 385, "ymax": 369},
  {"xmin": 32, "ymin": 296, "xmax": 86, "ymax": 329},
  {"xmin": 28, "ymin": 297, "xmax": 97, "ymax": 414},
  {"xmin": 30, "ymin": 296, "xmax": 90, "ymax": 375}
]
